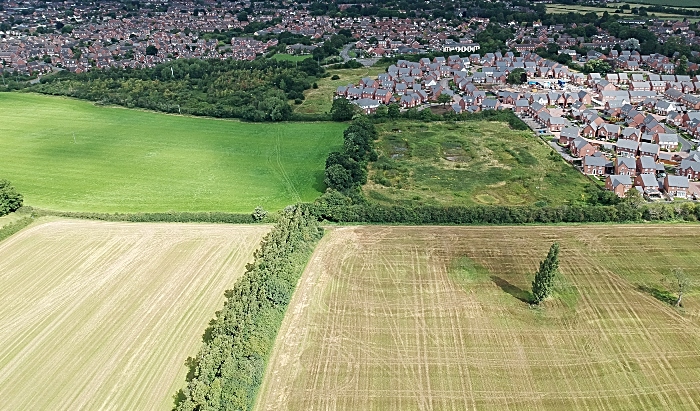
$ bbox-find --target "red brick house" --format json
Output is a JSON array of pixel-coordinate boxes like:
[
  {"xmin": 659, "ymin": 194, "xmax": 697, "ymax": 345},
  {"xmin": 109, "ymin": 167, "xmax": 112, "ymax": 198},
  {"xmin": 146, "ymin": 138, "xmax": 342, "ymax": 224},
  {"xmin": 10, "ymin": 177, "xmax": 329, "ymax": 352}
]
[
  {"xmin": 615, "ymin": 157, "xmax": 636, "ymax": 177},
  {"xmin": 605, "ymin": 175, "xmax": 633, "ymax": 197},
  {"xmin": 571, "ymin": 137, "xmax": 597, "ymax": 157},
  {"xmin": 664, "ymin": 175, "xmax": 689, "ymax": 198}
]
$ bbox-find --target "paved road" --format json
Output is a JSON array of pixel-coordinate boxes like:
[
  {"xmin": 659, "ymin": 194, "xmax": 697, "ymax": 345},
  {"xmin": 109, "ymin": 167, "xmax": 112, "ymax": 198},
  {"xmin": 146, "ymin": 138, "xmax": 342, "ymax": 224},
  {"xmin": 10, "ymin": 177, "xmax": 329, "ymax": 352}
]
[
  {"xmin": 340, "ymin": 44, "xmax": 353, "ymax": 62},
  {"xmin": 339, "ymin": 43, "xmax": 379, "ymax": 67},
  {"xmin": 548, "ymin": 140, "xmax": 576, "ymax": 162},
  {"xmin": 678, "ymin": 134, "xmax": 692, "ymax": 153}
]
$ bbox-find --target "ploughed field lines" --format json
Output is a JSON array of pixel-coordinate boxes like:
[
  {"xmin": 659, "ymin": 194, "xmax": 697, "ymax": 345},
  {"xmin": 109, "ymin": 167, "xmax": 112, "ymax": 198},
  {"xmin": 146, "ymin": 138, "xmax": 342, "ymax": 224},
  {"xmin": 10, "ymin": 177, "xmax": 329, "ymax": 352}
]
[
  {"xmin": 0, "ymin": 219, "xmax": 269, "ymax": 410},
  {"xmin": 257, "ymin": 225, "xmax": 700, "ymax": 410}
]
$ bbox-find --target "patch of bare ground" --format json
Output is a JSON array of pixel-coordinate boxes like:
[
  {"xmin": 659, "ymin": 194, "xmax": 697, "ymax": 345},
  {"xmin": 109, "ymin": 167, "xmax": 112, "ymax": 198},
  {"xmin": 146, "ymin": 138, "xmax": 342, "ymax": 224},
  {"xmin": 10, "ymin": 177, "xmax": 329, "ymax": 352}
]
[
  {"xmin": 256, "ymin": 225, "xmax": 700, "ymax": 410},
  {"xmin": 0, "ymin": 219, "xmax": 269, "ymax": 410}
]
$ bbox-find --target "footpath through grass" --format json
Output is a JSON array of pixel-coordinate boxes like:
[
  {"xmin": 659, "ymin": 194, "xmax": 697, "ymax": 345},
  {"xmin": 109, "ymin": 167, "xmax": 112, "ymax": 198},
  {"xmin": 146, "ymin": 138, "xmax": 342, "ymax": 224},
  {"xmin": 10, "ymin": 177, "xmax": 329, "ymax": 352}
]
[
  {"xmin": 0, "ymin": 93, "xmax": 344, "ymax": 213},
  {"xmin": 366, "ymin": 120, "xmax": 594, "ymax": 207}
]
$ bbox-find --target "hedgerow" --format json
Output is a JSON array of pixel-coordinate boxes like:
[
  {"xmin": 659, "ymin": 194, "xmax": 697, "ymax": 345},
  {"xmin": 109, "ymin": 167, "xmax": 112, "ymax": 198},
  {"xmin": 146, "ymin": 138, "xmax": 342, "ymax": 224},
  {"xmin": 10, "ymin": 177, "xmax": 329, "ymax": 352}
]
[{"xmin": 174, "ymin": 205, "xmax": 322, "ymax": 411}]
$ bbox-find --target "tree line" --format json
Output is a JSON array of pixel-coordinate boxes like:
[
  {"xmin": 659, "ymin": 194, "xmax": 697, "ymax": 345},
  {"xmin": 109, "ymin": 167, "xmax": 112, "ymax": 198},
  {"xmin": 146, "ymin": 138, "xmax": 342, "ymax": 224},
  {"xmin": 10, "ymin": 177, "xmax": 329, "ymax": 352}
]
[
  {"xmin": 308, "ymin": 196, "xmax": 700, "ymax": 224},
  {"xmin": 27, "ymin": 58, "xmax": 324, "ymax": 122},
  {"xmin": 324, "ymin": 117, "xmax": 378, "ymax": 192},
  {"xmin": 307, "ymin": 185, "xmax": 700, "ymax": 225},
  {"xmin": 174, "ymin": 206, "xmax": 323, "ymax": 411}
]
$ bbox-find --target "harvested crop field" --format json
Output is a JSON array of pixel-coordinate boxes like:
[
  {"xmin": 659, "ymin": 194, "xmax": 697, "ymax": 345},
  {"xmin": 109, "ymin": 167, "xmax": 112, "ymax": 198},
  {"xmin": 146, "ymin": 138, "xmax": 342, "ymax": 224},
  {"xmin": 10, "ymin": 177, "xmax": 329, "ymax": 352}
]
[
  {"xmin": 0, "ymin": 219, "xmax": 269, "ymax": 410},
  {"xmin": 256, "ymin": 225, "xmax": 700, "ymax": 410}
]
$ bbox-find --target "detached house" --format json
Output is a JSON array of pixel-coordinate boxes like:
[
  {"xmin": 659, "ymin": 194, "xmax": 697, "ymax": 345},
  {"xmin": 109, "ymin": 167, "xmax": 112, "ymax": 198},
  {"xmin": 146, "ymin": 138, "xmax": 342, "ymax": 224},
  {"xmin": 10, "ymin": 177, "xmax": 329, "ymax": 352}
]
[
  {"xmin": 653, "ymin": 133, "xmax": 679, "ymax": 151},
  {"xmin": 664, "ymin": 175, "xmax": 689, "ymax": 198},
  {"xmin": 639, "ymin": 142, "xmax": 660, "ymax": 159},
  {"xmin": 583, "ymin": 155, "xmax": 611, "ymax": 175},
  {"xmin": 570, "ymin": 137, "xmax": 597, "ymax": 158},
  {"xmin": 606, "ymin": 175, "xmax": 633, "ymax": 197},
  {"xmin": 635, "ymin": 173, "xmax": 661, "ymax": 198},
  {"xmin": 616, "ymin": 157, "xmax": 637, "ymax": 177},
  {"xmin": 616, "ymin": 139, "xmax": 639, "ymax": 158},
  {"xmin": 559, "ymin": 127, "xmax": 580, "ymax": 145},
  {"xmin": 597, "ymin": 123, "xmax": 620, "ymax": 140},
  {"xmin": 636, "ymin": 156, "xmax": 657, "ymax": 175},
  {"xmin": 678, "ymin": 158, "xmax": 700, "ymax": 180}
]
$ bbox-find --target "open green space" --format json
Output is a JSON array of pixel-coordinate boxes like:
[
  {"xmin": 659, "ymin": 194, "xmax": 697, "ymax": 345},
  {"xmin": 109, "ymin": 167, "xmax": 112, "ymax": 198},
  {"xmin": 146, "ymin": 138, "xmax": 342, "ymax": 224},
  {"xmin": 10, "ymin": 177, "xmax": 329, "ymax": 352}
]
[
  {"xmin": 270, "ymin": 53, "xmax": 313, "ymax": 62},
  {"xmin": 257, "ymin": 224, "xmax": 700, "ymax": 410},
  {"xmin": 625, "ymin": 0, "xmax": 700, "ymax": 8},
  {"xmin": 295, "ymin": 66, "xmax": 388, "ymax": 115},
  {"xmin": 365, "ymin": 120, "xmax": 595, "ymax": 207},
  {"xmin": 0, "ymin": 93, "xmax": 344, "ymax": 213},
  {"xmin": 547, "ymin": 3, "xmax": 700, "ymax": 20}
]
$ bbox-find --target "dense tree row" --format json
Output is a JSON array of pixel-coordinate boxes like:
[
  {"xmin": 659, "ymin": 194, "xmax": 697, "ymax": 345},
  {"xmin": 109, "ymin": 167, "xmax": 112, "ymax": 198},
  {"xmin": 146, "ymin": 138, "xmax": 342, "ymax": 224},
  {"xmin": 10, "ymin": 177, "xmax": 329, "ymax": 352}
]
[
  {"xmin": 175, "ymin": 206, "xmax": 322, "ymax": 411},
  {"xmin": 324, "ymin": 117, "xmax": 377, "ymax": 192},
  {"xmin": 28, "ymin": 58, "xmax": 324, "ymax": 121},
  {"xmin": 308, "ymin": 190, "xmax": 700, "ymax": 225},
  {"xmin": 0, "ymin": 180, "xmax": 23, "ymax": 217}
]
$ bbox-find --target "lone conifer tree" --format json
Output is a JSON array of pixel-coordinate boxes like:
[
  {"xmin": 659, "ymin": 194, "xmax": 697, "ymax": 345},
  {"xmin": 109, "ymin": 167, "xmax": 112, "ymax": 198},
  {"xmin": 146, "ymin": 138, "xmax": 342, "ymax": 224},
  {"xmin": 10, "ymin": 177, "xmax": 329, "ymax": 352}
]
[{"xmin": 531, "ymin": 243, "xmax": 560, "ymax": 304}]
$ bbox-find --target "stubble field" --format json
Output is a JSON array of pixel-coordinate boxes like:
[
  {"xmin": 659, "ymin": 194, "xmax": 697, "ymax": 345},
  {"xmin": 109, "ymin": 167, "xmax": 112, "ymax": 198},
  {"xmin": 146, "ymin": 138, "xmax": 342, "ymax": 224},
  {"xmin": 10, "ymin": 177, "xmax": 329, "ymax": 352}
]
[
  {"xmin": 0, "ymin": 219, "xmax": 269, "ymax": 410},
  {"xmin": 256, "ymin": 225, "xmax": 700, "ymax": 410}
]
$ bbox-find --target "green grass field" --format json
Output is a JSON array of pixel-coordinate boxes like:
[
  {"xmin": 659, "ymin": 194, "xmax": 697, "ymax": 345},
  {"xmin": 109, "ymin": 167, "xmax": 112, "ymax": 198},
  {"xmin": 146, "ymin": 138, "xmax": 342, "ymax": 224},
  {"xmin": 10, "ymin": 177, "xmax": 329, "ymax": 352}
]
[
  {"xmin": 295, "ymin": 66, "xmax": 388, "ymax": 115},
  {"xmin": 270, "ymin": 53, "xmax": 313, "ymax": 62},
  {"xmin": 547, "ymin": 3, "xmax": 700, "ymax": 20},
  {"xmin": 0, "ymin": 93, "xmax": 345, "ymax": 213},
  {"xmin": 257, "ymin": 225, "xmax": 700, "ymax": 410},
  {"xmin": 365, "ymin": 120, "xmax": 595, "ymax": 206},
  {"xmin": 626, "ymin": 0, "xmax": 700, "ymax": 8}
]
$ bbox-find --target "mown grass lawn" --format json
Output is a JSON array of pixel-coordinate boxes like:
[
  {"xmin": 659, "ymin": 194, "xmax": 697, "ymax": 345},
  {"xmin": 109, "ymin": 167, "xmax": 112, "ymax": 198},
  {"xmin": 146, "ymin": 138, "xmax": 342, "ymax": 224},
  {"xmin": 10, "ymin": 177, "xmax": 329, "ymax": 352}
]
[
  {"xmin": 365, "ymin": 120, "xmax": 595, "ymax": 206},
  {"xmin": 0, "ymin": 93, "xmax": 345, "ymax": 213}
]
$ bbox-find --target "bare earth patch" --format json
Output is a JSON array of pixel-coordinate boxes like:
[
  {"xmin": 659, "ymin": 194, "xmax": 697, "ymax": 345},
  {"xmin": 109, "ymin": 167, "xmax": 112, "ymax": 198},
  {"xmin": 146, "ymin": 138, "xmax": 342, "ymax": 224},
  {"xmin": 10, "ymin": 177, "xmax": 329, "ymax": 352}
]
[
  {"xmin": 0, "ymin": 219, "xmax": 269, "ymax": 410},
  {"xmin": 256, "ymin": 225, "xmax": 700, "ymax": 410}
]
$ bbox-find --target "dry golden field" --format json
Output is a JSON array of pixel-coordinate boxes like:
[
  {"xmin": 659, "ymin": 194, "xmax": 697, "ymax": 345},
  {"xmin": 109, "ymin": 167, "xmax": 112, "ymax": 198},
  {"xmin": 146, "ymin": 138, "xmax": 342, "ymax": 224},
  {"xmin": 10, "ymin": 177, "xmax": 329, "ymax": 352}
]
[
  {"xmin": 256, "ymin": 225, "xmax": 700, "ymax": 410},
  {"xmin": 0, "ymin": 219, "xmax": 269, "ymax": 410}
]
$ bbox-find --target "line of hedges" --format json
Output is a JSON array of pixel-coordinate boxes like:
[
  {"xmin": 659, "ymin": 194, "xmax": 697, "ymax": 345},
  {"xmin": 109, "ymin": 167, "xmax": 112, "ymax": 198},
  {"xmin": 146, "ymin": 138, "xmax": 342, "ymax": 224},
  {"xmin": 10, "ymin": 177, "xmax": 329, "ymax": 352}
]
[
  {"xmin": 0, "ymin": 216, "xmax": 35, "ymax": 243},
  {"xmin": 174, "ymin": 206, "xmax": 323, "ymax": 411},
  {"xmin": 306, "ymin": 199, "xmax": 700, "ymax": 225},
  {"xmin": 27, "ymin": 207, "xmax": 271, "ymax": 224}
]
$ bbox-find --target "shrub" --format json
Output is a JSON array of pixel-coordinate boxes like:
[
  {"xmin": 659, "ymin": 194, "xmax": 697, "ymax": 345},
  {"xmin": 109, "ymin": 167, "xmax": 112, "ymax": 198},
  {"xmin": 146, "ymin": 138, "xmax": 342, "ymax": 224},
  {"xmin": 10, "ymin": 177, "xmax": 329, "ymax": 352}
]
[{"xmin": 0, "ymin": 180, "xmax": 23, "ymax": 217}]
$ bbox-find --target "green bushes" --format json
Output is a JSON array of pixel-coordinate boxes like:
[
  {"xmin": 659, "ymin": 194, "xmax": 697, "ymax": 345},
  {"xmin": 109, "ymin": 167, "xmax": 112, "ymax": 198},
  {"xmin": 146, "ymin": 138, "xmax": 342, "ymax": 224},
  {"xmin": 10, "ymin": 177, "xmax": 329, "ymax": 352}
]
[
  {"xmin": 29, "ymin": 58, "xmax": 323, "ymax": 122},
  {"xmin": 174, "ymin": 206, "xmax": 322, "ymax": 411},
  {"xmin": 29, "ymin": 208, "xmax": 268, "ymax": 224},
  {"xmin": 324, "ymin": 117, "xmax": 377, "ymax": 191},
  {"xmin": 0, "ymin": 216, "xmax": 34, "ymax": 243},
  {"xmin": 0, "ymin": 180, "xmax": 23, "ymax": 217},
  {"xmin": 373, "ymin": 109, "xmax": 529, "ymax": 131},
  {"xmin": 308, "ymin": 191, "xmax": 700, "ymax": 225}
]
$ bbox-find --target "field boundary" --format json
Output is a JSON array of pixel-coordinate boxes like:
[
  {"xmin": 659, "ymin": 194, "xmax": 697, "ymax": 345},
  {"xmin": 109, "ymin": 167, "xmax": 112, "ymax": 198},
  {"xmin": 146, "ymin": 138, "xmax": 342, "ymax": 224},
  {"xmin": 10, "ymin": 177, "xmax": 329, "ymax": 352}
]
[
  {"xmin": 27, "ymin": 207, "xmax": 272, "ymax": 224},
  {"xmin": 0, "ymin": 215, "xmax": 35, "ymax": 243}
]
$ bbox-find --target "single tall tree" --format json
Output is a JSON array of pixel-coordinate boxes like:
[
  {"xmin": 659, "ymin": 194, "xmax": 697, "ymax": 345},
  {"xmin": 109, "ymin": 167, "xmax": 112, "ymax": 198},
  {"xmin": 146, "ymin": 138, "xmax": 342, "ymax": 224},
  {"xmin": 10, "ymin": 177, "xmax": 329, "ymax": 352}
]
[
  {"xmin": 531, "ymin": 243, "xmax": 560, "ymax": 304},
  {"xmin": 664, "ymin": 268, "xmax": 691, "ymax": 307}
]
